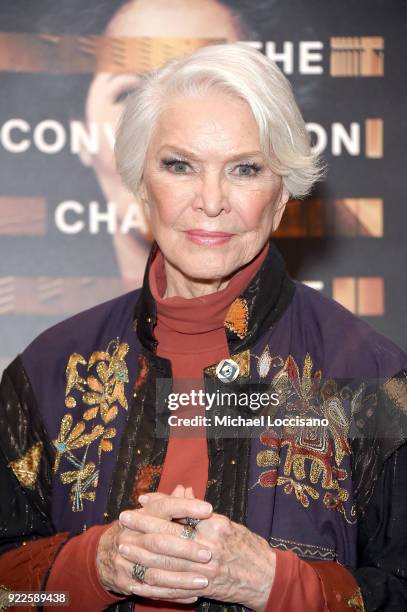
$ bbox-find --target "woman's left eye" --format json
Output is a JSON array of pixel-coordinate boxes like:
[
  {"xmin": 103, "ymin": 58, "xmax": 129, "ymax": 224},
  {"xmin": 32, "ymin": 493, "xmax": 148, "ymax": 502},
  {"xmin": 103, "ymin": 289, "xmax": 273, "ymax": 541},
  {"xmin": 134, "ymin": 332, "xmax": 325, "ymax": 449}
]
[{"xmin": 235, "ymin": 163, "xmax": 261, "ymax": 176}]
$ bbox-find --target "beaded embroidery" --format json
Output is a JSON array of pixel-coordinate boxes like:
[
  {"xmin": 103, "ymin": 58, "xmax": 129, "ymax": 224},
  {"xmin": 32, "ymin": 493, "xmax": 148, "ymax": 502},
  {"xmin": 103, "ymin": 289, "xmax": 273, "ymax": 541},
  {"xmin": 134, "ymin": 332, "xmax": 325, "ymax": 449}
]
[
  {"xmin": 53, "ymin": 338, "xmax": 129, "ymax": 511},
  {"xmin": 268, "ymin": 535, "xmax": 336, "ymax": 561},
  {"xmin": 347, "ymin": 587, "xmax": 365, "ymax": 611},
  {"xmin": 254, "ymin": 353, "xmax": 356, "ymax": 523},
  {"xmin": 8, "ymin": 440, "xmax": 43, "ymax": 489},
  {"xmin": 224, "ymin": 297, "xmax": 249, "ymax": 339}
]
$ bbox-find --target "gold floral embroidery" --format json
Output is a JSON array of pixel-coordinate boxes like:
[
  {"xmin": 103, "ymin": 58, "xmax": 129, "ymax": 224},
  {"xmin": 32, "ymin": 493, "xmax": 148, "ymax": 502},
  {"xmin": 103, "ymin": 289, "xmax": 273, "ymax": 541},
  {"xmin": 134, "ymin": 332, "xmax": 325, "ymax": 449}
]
[
  {"xmin": 60, "ymin": 460, "xmax": 99, "ymax": 507},
  {"xmin": 224, "ymin": 297, "xmax": 249, "ymax": 339},
  {"xmin": 254, "ymin": 353, "xmax": 356, "ymax": 523},
  {"xmin": 82, "ymin": 340, "xmax": 129, "ymax": 422},
  {"xmin": 231, "ymin": 349, "xmax": 250, "ymax": 377},
  {"xmin": 347, "ymin": 587, "xmax": 365, "ymax": 611},
  {"xmin": 53, "ymin": 414, "xmax": 104, "ymax": 473},
  {"xmin": 256, "ymin": 448, "xmax": 280, "ymax": 467},
  {"xmin": 97, "ymin": 427, "xmax": 117, "ymax": 460},
  {"xmin": 65, "ymin": 353, "xmax": 87, "ymax": 408},
  {"xmin": 323, "ymin": 489, "xmax": 352, "ymax": 520},
  {"xmin": 54, "ymin": 338, "xmax": 130, "ymax": 511},
  {"xmin": 8, "ymin": 441, "xmax": 43, "ymax": 489},
  {"xmin": 278, "ymin": 476, "xmax": 319, "ymax": 507}
]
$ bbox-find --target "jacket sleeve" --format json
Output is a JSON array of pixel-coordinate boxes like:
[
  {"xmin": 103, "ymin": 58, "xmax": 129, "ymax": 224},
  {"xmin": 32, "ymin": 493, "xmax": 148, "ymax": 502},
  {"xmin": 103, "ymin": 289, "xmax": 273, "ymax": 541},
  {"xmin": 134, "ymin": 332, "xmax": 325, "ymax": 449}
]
[
  {"xmin": 348, "ymin": 440, "xmax": 407, "ymax": 611},
  {"xmin": 0, "ymin": 356, "xmax": 127, "ymax": 611},
  {"xmin": 0, "ymin": 357, "xmax": 134, "ymax": 610},
  {"xmin": 0, "ymin": 356, "xmax": 74, "ymax": 606},
  {"xmin": 346, "ymin": 368, "xmax": 407, "ymax": 611},
  {"xmin": 303, "ymin": 373, "xmax": 407, "ymax": 612},
  {"xmin": 265, "ymin": 370, "xmax": 407, "ymax": 612},
  {"xmin": 262, "ymin": 446, "xmax": 407, "ymax": 612},
  {"xmin": 0, "ymin": 357, "xmax": 74, "ymax": 591},
  {"xmin": 45, "ymin": 522, "xmax": 127, "ymax": 610},
  {"xmin": 263, "ymin": 549, "xmax": 325, "ymax": 612}
]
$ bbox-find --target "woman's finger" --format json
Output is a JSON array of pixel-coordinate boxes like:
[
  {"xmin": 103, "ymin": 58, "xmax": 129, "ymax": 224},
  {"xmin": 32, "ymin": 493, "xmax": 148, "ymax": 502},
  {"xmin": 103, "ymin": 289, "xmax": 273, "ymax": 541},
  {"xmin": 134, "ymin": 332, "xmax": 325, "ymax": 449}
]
[
  {"xmin": 139, "ymin": 486, "xmax": 186, "ymax": 505},
  {"xmin": 171, "ymin": 484, "xmax": 187, "ymax": 497},
  {"xmin": 127, "ymin": 581, "xmax": 208, "ymax": 601},
  {"xmin": 129, "ymin": 565, "xmax": 208, "ymax": 590},
  {"xmin": 136, "ymin": 491, "xmax": 168, "ymax": 515},
  {"xmin": 119, "ymin": 532, "xmax": 211, "ymax": 564},
  {"xmin": 168, "ymin": 598, "xmax": 198, "ymax": 604},
  {"xmin": 119, "ymin": 543, "xmax": 199, "ymax": 573},
  {"xmin": 121, "ymin": 511, "xmax": 199, "ymax": 540},
  {"xmin": 120, "ymin": 497, "xmax": 212, "ymax": 527},
  {"xmin": 101, "ymin": 550, "xmax": 207, "ymax": 599}
]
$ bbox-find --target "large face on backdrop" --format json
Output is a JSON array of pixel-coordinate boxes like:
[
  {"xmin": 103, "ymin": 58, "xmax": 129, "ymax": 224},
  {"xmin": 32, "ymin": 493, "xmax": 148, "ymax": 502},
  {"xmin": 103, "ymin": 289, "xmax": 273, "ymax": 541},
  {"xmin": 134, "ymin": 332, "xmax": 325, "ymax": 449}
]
[
  {"xmin": 139, "ymin": 92, "xmax": 289, "ymax": 296},
  {"xmin": 78, "ymin": 0, "xmax": 244, "ymax": 288}
]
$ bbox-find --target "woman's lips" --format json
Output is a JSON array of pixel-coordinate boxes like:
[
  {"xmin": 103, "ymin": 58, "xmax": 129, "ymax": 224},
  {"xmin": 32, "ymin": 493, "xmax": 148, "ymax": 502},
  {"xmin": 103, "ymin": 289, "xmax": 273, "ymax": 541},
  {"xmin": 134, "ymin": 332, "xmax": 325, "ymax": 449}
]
[{"xmin": 185, "ymin": 229, "xmax": 234, "ymax": 246}]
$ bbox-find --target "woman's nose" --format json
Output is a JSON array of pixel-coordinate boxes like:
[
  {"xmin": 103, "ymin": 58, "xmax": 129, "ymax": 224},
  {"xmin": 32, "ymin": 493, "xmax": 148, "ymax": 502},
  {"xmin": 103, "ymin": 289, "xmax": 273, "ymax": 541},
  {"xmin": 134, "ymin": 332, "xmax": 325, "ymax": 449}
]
[{"xmin": 193, "ymin": 172, "xmax": 231, "ymax": 216}]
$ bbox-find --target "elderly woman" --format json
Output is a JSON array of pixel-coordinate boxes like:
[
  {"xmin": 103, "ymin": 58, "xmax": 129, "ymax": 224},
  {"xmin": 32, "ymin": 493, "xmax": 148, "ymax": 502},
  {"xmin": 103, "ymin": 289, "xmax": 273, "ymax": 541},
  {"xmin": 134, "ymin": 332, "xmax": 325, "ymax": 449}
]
[{"xmin": 1, "ymin": 43, "xmax": 407, "ymax": 612}]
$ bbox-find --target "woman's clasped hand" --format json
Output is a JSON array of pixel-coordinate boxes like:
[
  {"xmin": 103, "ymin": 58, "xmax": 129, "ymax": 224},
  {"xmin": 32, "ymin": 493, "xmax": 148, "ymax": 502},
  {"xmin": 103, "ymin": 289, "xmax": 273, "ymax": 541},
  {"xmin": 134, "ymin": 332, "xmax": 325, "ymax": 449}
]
[{"xmin": 96, "ymin": 485, "xmax": 276, "ymax": 610}]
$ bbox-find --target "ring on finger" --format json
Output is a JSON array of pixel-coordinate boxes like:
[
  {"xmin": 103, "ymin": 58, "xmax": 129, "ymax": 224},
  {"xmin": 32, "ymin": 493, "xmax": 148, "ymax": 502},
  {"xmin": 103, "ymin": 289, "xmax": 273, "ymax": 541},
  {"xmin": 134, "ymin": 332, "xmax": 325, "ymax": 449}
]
[
  {"xmin": 180, "ymin": 524, "xmax": 196, "ymax": 540},
  {"xmin": 184, "ymin": 517, "xmax": 201, "ymax": 528},
  {"xmin": 132, "ymin": 562, "xmax": 147, "ymax": 583}
]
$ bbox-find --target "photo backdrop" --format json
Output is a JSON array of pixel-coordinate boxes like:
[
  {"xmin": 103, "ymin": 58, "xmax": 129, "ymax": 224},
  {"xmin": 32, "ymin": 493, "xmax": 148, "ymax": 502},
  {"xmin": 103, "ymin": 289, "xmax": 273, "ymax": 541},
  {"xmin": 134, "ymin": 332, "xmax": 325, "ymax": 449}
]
[{"xmin": 1, "ymin": 0, "xmax": 406, "ymax": 374}]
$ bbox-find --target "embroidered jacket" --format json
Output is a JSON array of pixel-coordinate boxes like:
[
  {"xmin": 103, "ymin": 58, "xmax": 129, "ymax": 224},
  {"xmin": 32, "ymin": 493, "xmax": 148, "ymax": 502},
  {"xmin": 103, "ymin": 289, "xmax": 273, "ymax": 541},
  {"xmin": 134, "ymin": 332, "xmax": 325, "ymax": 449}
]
[{"xmin": 1, "ymin": 240, "xmax": 407, "ymax": 611}]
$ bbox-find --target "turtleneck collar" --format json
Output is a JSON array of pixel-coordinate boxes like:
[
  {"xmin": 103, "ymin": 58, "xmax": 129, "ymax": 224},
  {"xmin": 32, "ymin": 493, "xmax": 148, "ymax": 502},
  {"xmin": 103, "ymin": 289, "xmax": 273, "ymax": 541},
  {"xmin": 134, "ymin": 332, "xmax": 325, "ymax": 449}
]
[
  {"xmin": 149, "ymin": 242, "xmax": 269, "ymax": 338},
  {"xmin": 134, "ymin": 238, "xmax": 296, "ymax": 357}
]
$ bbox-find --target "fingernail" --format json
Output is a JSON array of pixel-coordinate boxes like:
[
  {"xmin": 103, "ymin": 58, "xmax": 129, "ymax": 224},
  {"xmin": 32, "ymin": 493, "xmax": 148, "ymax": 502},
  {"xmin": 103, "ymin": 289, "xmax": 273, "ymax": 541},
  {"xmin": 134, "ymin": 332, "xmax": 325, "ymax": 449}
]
[
  {"xmin": 119, "ymin": 544, "xmax": 130, "ymax": 556},
  {"xmin": 119, "ymin": 512, "xmax": 131, "ymax": 525},
  {"xmin": 198, "ymin": 549, "xmax": 212, "ymax": 561},
  {"xmin": 193, "ymin": 577, "xmax": 208, "ymax": 587},
  {"xmin": 198, "ymin": 502, "xmax": 212, "ymax": 513},
  {"xmin": 138, "ymin": 494, "xmax": 149, "ymax": 504}
]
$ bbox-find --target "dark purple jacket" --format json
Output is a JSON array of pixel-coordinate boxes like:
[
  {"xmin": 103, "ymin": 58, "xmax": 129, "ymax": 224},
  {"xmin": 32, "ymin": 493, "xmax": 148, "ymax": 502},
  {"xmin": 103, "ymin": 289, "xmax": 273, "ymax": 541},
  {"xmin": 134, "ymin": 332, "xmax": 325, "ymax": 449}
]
[{"xmin": 1, "ymin": 240, "xmax": 407, "ymax": 611}]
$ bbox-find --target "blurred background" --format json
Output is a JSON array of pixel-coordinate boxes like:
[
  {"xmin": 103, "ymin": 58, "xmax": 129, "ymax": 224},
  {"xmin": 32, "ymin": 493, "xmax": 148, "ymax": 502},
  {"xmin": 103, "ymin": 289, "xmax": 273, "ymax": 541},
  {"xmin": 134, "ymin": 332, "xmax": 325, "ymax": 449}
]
[{"xmin": 0, "ymin": 0, "xmax": 406, "ymax": 374}]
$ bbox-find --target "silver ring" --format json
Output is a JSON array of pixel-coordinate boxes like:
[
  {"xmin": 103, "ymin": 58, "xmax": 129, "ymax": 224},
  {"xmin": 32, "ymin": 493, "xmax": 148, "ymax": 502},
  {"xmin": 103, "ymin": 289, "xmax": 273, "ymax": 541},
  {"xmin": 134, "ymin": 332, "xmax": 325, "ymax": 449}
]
[
  {"xmin": 180, "ymin": 524, "xmax": 196, "ymax": 540},
  {"xmin": 132, "ymin": 562, "xmax": 147, "ymax": 583},
  {"xmin": 184, "ymin": 517, "xmax": 201, "ymax": 528}
]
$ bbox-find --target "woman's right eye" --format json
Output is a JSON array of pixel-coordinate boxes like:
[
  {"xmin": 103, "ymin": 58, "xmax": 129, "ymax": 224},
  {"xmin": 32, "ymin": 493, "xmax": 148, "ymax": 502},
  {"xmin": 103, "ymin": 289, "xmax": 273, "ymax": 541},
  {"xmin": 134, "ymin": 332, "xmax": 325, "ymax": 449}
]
[{"xmin": 161, "ymin": 159, "xmax": 190, "ymax": 173}]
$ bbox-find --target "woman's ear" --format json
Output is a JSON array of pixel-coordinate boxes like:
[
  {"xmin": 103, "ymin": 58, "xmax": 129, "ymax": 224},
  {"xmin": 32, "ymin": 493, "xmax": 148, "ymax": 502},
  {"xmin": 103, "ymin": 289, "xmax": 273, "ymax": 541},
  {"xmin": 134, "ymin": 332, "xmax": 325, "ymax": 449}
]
[{"xmin": 271, "ymin": 186, "xmax": 290, "ymax": 232}]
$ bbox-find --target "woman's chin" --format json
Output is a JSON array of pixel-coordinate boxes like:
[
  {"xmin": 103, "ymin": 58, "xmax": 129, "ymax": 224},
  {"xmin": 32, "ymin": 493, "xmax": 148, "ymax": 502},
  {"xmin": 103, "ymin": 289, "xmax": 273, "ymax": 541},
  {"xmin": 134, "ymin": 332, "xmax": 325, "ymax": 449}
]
[
  {"xmin": 174, "ymin": 255, "xmax": 237, "ymax": 283},
  {"xmin": 161, "ymin": 234, "xmax": 250, "ymax": 282}
]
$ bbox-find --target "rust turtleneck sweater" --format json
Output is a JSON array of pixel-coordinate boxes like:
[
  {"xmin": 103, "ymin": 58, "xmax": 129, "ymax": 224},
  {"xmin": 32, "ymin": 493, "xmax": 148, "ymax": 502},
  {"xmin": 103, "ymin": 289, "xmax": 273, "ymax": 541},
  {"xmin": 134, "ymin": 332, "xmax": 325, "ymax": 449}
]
[
  {"xmin": 147, "ymin": 241, "xmax": 269, "ymax": 501},
  {"xmin": 46, "ymin": 241, "xmax": 324, "ymax": 612}
]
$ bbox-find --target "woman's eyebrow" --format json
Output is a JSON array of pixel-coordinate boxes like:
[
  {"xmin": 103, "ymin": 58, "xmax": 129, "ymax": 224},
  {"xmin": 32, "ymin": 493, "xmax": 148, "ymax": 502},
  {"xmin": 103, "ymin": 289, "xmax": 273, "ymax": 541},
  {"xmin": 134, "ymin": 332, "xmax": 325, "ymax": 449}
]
[{"xmin": 158, "ymin": 146, "xmax": 263, "ymax": 161}]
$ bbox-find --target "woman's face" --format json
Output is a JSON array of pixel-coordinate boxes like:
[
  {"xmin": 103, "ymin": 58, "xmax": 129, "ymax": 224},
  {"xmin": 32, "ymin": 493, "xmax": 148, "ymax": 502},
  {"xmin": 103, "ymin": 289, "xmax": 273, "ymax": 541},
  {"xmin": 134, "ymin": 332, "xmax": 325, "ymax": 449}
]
[{"xmin": 140, "ymin": 92, "xmax": 289, "ymax": 281}]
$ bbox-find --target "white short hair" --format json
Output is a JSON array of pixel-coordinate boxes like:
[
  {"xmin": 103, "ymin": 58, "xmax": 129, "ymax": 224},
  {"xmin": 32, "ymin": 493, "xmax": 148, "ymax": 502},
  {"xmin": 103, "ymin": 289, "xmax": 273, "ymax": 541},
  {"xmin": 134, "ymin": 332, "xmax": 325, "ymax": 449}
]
[{"xmin": 115, "ymin": 42, "xmax": 324, "ymax": 199}]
